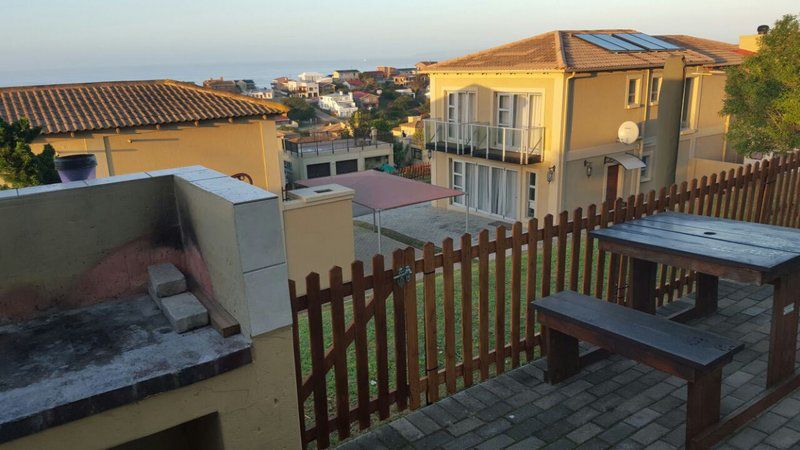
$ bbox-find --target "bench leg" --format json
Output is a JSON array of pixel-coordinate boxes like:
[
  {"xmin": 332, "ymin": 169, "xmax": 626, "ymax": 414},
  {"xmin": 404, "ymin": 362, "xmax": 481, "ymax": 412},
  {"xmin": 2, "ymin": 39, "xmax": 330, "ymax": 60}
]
[
  {"xmin": 767, "ymin": 272, "xmax": 800, "ymax": 387},
  {"xmin": 545, "ymin": 327, "xmax": 579, "ymax": 384},
  {"xmin": 631, "ymin": 258, "xmax": 657, "ymax": 314},
  {"xmin": 686, "ymin": 368, "xmax": 722, "ymax": 449}
]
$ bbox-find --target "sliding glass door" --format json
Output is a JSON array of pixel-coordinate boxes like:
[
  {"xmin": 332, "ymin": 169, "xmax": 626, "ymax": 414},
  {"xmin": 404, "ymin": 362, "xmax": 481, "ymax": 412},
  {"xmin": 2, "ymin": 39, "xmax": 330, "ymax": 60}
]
[{"xmin": 451, "ymin": 159, "xmax": 518, "ymax": 219}]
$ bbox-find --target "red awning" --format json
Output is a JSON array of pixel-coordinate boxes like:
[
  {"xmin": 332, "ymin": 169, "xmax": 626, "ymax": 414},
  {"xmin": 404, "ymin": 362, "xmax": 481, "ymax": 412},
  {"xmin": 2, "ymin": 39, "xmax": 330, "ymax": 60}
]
[{"xmin": 297, "ymin": 170, "xmax": 464, "ymax": 211}]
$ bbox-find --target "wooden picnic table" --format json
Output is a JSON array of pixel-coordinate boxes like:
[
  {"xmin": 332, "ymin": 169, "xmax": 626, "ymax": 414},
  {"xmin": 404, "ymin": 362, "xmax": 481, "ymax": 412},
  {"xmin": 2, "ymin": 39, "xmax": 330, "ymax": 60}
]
[{"xmin": 590, "ymin": 211, "xmax": 800, "ymax": 448}]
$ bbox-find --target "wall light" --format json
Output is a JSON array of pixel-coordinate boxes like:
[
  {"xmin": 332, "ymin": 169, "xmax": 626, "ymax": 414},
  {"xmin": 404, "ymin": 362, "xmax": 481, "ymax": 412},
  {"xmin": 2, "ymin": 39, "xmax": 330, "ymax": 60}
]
[
  {"xmin": 583, "ymin": 160, "xmax": 593, "ymax": 178},
  {"xmin": 546, "ymin": 165, "xmax": 556, "ymax": 183}
]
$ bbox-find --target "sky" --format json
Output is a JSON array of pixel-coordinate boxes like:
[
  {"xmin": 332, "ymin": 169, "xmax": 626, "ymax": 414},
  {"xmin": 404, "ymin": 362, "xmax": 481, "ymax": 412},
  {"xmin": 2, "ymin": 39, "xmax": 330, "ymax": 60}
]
[{"xmin": 0, "ymin": 0, "xmax": 797, "ymax": 86}]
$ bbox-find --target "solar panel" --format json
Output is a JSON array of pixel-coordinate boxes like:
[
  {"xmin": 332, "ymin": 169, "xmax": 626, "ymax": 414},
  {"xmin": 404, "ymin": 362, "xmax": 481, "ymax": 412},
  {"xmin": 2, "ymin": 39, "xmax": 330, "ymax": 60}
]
[
  {"xmin": 591, "ymin": 34, "xmax": 646, "ymax": 51},
  {"xmin": 576, "ymin": 34, "xmax": 626, "ymax": 52},
  {"xmin": 617, "ymin": 33, "xmax": 683, "ymax": 51}
]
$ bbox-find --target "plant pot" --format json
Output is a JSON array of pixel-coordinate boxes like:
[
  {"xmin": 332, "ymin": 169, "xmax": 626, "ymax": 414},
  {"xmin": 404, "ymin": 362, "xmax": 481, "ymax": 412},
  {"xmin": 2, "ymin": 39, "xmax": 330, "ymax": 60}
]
[{"xmin": 54, "ymin": 154, "xmax": 98, "ymax": 182}]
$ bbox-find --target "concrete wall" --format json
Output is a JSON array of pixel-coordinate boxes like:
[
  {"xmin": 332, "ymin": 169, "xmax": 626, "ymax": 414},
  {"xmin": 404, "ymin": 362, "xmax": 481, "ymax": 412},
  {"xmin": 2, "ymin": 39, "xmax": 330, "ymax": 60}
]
[
  {"xmin": 0, "ymin": 167, "xmax": 301, "ymax": 449},
  {"xmin": 31, "ymin": 118, "xmax": 284, "ymax": 194},
  {"xmin": 282, "ymin": 185, "xmax": 355, "ymax": 293}
]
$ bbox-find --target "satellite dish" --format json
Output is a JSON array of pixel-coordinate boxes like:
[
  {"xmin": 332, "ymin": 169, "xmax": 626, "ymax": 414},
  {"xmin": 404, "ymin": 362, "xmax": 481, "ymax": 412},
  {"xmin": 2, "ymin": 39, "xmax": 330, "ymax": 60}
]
[{"xmin": 618, "ymin": 121, "xmax": 640, "ymax": 145}]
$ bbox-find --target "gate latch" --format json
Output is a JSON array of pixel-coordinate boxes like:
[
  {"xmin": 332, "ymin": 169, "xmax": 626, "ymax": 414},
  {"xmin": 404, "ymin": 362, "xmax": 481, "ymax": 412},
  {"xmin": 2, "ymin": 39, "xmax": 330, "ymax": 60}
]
[{"xmin": 394, "ymin": 265, "xmax": 413, "ymax": 285}]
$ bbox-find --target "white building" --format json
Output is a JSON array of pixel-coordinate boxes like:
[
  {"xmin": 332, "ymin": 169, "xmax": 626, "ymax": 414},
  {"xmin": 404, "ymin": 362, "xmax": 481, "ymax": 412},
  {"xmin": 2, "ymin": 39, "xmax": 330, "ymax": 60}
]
[
  {"xmin": 246, "ymin": 88, "xmax": 273, "ymax": 100},
  {"xmin": 298, "ymin": 72, "xmax": 325, "ymax": 82},
  {"xmin": 319, "ymin": 92, "xmax": 358, "ymax": 118},
  {"xmin": 285, "ymin": 80, "xmax": 319, "ymax": 98}
]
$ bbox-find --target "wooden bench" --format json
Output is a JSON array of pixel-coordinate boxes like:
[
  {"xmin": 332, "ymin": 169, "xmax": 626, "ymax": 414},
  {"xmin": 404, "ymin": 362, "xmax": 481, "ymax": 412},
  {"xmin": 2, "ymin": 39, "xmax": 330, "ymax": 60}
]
[{"xmin": 532, "ymin": 291, "xmax": 743, "ymax": 449}]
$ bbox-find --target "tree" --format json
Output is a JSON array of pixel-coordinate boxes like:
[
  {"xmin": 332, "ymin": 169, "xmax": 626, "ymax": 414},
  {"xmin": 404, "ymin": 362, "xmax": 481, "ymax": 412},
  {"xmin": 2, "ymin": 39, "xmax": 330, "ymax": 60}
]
[
  {"xmin": 282, "ymin": 97, "xmax": 316, "ymax": 122},
  {"xmin": 722, "ymin": 15, "xmax": 800, "ymax": 156},
  {"xmin": 0, "ymin": 118, "xmax": 59, "ymax": 189}
]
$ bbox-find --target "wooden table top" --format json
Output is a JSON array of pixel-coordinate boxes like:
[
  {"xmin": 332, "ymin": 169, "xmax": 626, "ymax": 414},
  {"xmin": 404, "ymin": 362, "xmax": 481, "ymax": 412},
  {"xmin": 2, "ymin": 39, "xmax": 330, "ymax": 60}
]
[{"xmin": 589, "ymin": 212, "xmax": 800, "ymax": 283}]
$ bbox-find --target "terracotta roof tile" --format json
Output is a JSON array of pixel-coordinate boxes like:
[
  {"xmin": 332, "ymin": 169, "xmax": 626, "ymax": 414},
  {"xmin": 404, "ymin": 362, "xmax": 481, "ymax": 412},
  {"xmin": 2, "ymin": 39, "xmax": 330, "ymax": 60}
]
[
  {"xmin": 0, "ymin": 80, "xmax": 288, "ymax": 135},
  {"xmin": 425, "ymin": 30, "xmax": 746, "ymax": 73}
]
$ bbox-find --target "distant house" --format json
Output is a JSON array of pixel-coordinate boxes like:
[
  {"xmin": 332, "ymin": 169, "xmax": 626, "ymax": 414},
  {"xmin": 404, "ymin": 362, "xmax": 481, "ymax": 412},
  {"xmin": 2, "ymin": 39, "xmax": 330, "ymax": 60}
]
[
  {"xmin": 333, "ymin": 69, "xmax": 360, "ymax": 82},
  {"xmin": 285, "ymin": 80, "xmax": 319, "ymax": 98},
  {"xmin": 319, "ymin": 92, "xmax": 359, "ymax": 118},
  {"xmin": 298, "ymin": 72, "xmax": 325, "ymax": 82},
  {"xmin": 395, "ymin": 67, "xmax": 416, "ymax": 75},
  {"xmin": 391, "ymin": 116, "xmax": 423, "ymax": 140},
  {"xmin": 234, "ymin": 79, "xmax": 257, "ymax": 92},
  {"xmin": 344, "ymin": 79, "xmax": 365, "ymax": 90},
  {"xmin": 352, "ymin": 91, "xmax": 379, "ymax": 109},
  {"xmin": 396, "ymin": 88, "xmax": 415, "ymax": 98},
  {"xmin": 361, "ymin": 71, "xmax": 386, "ymax": 83},
  {"xmin": 392, "ymin": 73, "xmax": 415, "ymax": 87},
  {"xmin": 203, "ymin": 77, "xmax": 241, "ymax": 93},
  {"xmin": 246, "ymin": 88, "xmax": 274, "ymax": 99},
  {"xmin": 415, "ymin": 61, "xmax": 437, "ymax": 71},
  {"xmin": 376, "ymin": 66, "xmax": 396, "ymax": 77}
]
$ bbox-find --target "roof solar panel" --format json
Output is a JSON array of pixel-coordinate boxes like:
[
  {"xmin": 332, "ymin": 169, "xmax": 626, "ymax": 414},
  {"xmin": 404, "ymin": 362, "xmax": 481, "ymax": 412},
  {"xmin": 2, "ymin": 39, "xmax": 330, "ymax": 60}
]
[
  {"xmin": 619, "ymin": 33, "xmax": 683, "ymax": 51},
  {"xmin": 576, "ymin": 34, "xmax": 626, "ymax": 52},
  {"xmin": 591, "ymin": 34, "xmax": 646, "ymax": 51}
]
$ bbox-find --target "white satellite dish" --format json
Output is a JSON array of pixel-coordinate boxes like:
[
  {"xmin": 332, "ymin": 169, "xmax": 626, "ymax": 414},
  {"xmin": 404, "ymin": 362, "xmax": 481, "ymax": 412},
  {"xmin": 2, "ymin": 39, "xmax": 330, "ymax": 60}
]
[{"xmin": 617, "ymin": 121, "xmax": 640, "ymax": 145}]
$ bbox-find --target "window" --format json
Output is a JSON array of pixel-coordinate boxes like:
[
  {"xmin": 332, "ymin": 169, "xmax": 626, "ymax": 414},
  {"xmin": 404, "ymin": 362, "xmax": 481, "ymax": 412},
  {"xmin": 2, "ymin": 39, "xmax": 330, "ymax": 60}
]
[
  {"xmin": 527, "ymin": 173, "xmax": 537, "ymax": 218},
  {"xmin": 649, "ymin": 76, "xmax": 661, "ymax": 104},
  {"xmin": 681, "ymin": 77, "xmax": 696, "ymax": 129},
  {"xmin": 496, "ymin": 94, "xmax": 516, "ymax": 128},
  {"xmin": 451, "ymin": 160, "xmax": 464, "ymax": 205},
  {"xmin": 626, "ymin": 78, "xmax": 641, "ymax": 107},
  {"xmin": 450, "ymin": 160, "xmax": 519, "ymax": 219},
  {"xmin": 640, "ymin": 150, "xmax": 653, "ymax": 182}
]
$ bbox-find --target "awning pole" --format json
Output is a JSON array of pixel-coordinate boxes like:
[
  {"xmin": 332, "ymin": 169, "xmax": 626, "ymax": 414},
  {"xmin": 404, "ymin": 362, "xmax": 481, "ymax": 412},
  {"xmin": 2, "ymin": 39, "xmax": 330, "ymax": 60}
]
[
  {"xmin": 372, "ymin": 210, "xmax": 377, "ymax": 232},
  {"xmin": 377, "ymin": 209, "xmax": 383, "ymax": 254},
  {"xmin": 465, "ymin": 193, "xmax": 469, "ymax": 232}
]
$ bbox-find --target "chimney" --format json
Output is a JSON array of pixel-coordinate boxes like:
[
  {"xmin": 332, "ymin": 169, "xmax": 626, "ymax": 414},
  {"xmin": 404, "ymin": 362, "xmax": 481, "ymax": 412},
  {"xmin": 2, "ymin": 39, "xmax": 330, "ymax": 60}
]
[{"xmin": 739, "ymin": 25, "xmax": 767, "ymax": 52}]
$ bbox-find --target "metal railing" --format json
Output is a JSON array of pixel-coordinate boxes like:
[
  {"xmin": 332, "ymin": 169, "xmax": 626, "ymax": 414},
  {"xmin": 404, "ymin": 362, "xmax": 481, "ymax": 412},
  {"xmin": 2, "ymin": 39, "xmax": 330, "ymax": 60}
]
[
  {"xmin": 282, "ymin": 137, "xmax": 391, "ymax": 158},
  {"xmin": 423, "ymin": 119, "xmax": 544, "ymax": 164}
]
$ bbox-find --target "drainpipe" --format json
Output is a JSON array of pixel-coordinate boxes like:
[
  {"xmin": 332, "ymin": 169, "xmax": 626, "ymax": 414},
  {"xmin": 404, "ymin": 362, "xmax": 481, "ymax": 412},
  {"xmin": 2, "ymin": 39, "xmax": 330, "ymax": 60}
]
[
  {"xmin": 636, "ymin": 68, "xmax": 651, "ymax": 193},
  {"xmin": 557, "ymin": 72, "xmax": 579, "ymax": 212},
  {"xmin": 655, "ymin": 56, "xmax": 686, "ymax": 187}
]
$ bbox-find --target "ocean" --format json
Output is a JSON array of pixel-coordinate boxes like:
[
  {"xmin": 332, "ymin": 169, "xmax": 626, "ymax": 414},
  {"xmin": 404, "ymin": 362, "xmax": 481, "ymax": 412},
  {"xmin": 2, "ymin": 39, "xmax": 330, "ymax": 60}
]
[{"xmin": 0, "ymin": 58, "xmax": 422, "ymax": 89}]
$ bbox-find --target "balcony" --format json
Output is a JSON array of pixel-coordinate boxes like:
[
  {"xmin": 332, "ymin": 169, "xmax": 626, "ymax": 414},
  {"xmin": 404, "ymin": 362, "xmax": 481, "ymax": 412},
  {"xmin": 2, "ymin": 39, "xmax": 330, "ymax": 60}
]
[
  {"xmin": 283, "ymin": 137, "xmax": 392, "ymax": 158},
  {"xmin": 423, "ymin": 119, "xmax": 544, "ymax": 164}
]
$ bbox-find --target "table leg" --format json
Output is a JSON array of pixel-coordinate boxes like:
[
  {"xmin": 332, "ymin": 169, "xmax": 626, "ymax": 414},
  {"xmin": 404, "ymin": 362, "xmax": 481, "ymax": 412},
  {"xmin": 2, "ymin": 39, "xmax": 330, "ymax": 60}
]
[
  {"xmin": 631, "ymin": 258, "xmax": 657, "ymax": 314},
  {"xmin": 767, "ymin": 272, "xmax": 800, "ymax": 387},
  {"xmin": 686, "ymin": 367, "xmax": 722, "ymax": 449},
  {"xmin": 695, "ymin": 273, "xmax": 719, "ymax": 317},
  {"xmin": 545, "ymin": 327, "xmax": 579, "ymax": 384}
]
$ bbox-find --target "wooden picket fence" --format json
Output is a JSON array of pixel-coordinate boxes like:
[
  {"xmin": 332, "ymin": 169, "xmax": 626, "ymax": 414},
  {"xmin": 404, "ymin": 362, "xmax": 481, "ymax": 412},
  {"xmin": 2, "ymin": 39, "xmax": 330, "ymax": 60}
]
[
  {"xmin": 396, "ymin": 162, "xmax": 431, "ymax": 181},
  {"xmin": 289, "ymin": 154, "xmax": 800, "ymax": 448}
]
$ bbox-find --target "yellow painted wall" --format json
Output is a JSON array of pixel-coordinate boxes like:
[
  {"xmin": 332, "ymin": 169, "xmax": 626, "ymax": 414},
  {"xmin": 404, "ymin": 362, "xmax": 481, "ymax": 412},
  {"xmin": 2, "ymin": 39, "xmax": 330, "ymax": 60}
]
[
  {"xmin": 282, "ymin": 196, "xmax": 355, "ymax": 293},
  {"xmin": 31, "ymin": 119, "xmax": 284, "ymax": 194},
  {"xmin": 1, "ymin": 326, "xmax": 301, "ymax": 450}
]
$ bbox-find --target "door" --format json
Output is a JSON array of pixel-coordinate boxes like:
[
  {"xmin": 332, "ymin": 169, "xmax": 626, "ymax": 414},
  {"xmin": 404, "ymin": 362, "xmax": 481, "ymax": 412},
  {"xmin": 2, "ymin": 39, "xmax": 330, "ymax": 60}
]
[
  {"xmin": 446, "ymin": 92, "xmax": 475, "ymax": 144},
  {"xmin": 605, "ymin": 164, "xmax": 620, "ymax": 206}
]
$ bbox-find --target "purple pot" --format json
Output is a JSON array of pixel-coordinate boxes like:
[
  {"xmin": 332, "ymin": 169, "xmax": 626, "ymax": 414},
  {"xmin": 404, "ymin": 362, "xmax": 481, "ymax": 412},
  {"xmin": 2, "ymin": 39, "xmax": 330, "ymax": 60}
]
[{"xmin": 54, "ymin": 154, "xmax": 98, "ymax": 182}]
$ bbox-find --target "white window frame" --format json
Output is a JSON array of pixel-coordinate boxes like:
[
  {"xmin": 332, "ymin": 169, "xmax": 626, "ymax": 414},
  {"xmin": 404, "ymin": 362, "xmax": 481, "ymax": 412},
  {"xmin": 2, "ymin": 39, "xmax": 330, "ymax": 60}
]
[
  {"xmin": 681, "ymin": 76, "xmax": 699, "ymax": 130},
  {"xmin": 625, "ymin": 75, "xmax": 643, "ymax": 109},
  {"xmin": 649, "ymin": 75, "xmax": 662, "ymax": 105},
  {"xmin": 451, "ymin": 159, "xmax": 464, "ymax": 205},
  {"xmin": 640, "ymin": 149, "xmax": 654, "ymax": 183},
  {"xmin": 527, "ymin": 172, "xmax": 537, "ymax": 218}
]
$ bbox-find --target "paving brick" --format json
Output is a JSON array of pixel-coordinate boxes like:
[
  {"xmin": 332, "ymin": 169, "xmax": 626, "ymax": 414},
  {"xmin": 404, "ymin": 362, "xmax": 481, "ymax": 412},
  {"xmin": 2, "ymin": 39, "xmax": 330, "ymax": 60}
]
[
  {"xmin": 388, "ymin": 417, "xmax": 425, "ymax": 441},
  {"xmin": 566, "ymin": 406, "xmax": 601, "ymax": 427},
  {"xmin": 411, "ymin": 429, "xmax": 451, "ymax": 449},
  {"xmin": 630, "ymin": 422, "xmax": 669, "ymax": 445},
  {"xmin": 598, "ymin": 421, "xmax": 636, "ymax": 444},
  {"xmin": 506, "ymin": 404, "xmax": 542, "ymax": 424},
  {"xmin": 752, "ymin": 412, "xmax": 789, "ymax": 434},
  {"xmin": 437, "ymin": 397, "xmax": 470, "ymax": 421},
  {"xmin": 505, "ymin": 417, "xmax": 546, "ymax": 441},
  {"xmin": 147, "ymin": 263, "xmax": 186, "ymax": 297},
  {"xmin": 727, "ymin": 426, "xmax": 767, "ymax": 449},
  {"xmin": 535, "ymin": 420, "xmax": 575, "ymax": 443},
  {"xmin": 372, "ymin": 424, "xmax": 409, "ymax": 448},
  {"xmin": 624, "ymin": 408, "xmax": 661, "ymax": 427},
  {"xmin": 506, "ymin": 435, "xmax": 546, "ymax": 450},
  {"xmin": 764, "ymin": 426, "xmax": 800, "ymax": 449},
  {"xmin": 566, "ymin": 422, "xmax": 603, "ymax": 444},
  {"xmin": 475, "ymin": 434, "xmax": 515, "ymax": 450},
  {"xmin": 445, "ymin": 416, "xmax": 483, "ymax": 437},
  {"xmin": 545, "ymin": 437, "xmax": 581, "ymax": 449},
  {"xmin": 474, "ymin": 400, "xmax": 512, "ymax": 421},
  {"xmin": 771, "ymin": 397, "xmax": 800, "ymax": 418},
  {"xmin": 537, "ymin": 404, "xmax": 572, "ymax": 425},
  {"xmin": 475, "ymin": 417, "xmax": 512, "ymax": 438},
  {"xmin": 422, "ymin": 403, "xmax": 457, "ymax": 427},
  {"xmin": 440, "ymin": 432, "xmax": 482, "ymax": 450},
  {"xmin": 451, "ymin": 390, "xmax": 487, "ymax": 412},
  {"xmin": 405, "ymin": 410, "xmax": 441, "ymax": 435}
]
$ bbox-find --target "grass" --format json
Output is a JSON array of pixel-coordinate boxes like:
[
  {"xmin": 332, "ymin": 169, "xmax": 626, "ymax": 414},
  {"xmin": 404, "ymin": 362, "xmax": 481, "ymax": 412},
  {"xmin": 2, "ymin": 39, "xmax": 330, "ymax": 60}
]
[{"xmin": 295, "ymin": 234, "xmax": 613, "ymax": 437}]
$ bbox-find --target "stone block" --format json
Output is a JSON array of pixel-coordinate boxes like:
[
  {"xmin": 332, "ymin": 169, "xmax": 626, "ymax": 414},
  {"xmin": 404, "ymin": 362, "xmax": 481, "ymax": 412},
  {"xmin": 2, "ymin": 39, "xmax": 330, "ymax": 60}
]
[
  {"xmin": 159, "ymin": 292, "xmax": 209, "ymax": 333},
  {"xmin": 148, "ymin": 263, "xmax": 187, "ymax": 298}
]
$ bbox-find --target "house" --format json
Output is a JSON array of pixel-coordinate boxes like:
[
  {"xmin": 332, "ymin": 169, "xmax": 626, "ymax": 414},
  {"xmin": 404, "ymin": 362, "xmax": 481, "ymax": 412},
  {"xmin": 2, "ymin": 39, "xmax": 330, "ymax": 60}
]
[
  {"xmin": 333, "ymin": 69, "xmax": 360, "ymax": 81},
  {"xmin": 246, "ymin": 88, "xmax": 273, "ymax": 99},
  {"xmin": 422, "ymin": 29, "xmax": 749, "ymax": 222},
  {"xmin": 415, "ymin": 61, "xmax": 438, "ymax": 71},
  {"xmin": 285, "ymin": 79, "xmax": 319, "ymax": 98},
  {"xmin": 0, "ymin": 80, "xmax": 289, "ymax": 193},
  {"xmin": 282, "ymin": 133, "xmax": 394, "ymax": 181},
  {"xmin": 202, "ymin": 77, "xmax": 241, "ymax": 93},
  {"xmin": 318, "ymin": 92, "xmax": 359, "ymax": 118},
  {"xmin": 298, "ymin": 71, "xmax": 325, "ymax": 82},
  {"xmin": 361, "ymin": 71, "xmax": 386, "ymax": 83},
  {"xmin": 395, "ymin": 67, "xmax": 416, "ymax": 75},
  {"xmin": 392, "ymin": 73, "xmax": 415, "ymax": 87},
  {"xmin": 392, "ymin": 116, "xmax": 423, "ymax": 141},
  {"xmin": 376, "ymin": 66, "xmax": 396, "ymax": 77},
  {"xmin": 352, "ymin": 91, "xmax": 379, "ymax": 108},
  {"xmin": 344, "ymin": 79, "xmax": 365, "ymax": 90},
  {"xmin": 234, "ymin": 79, "xmax": 257, "ymax": 92},
  {"xmin": 396, "ymin": 88, "xmax": 416, "ymax": 97}
]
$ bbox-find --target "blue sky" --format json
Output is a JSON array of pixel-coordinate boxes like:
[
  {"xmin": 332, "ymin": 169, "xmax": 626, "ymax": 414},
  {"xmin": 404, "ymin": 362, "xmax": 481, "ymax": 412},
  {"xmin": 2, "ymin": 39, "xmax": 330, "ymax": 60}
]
[{"xmin": 1, "ymin": 0, "xmax": 797, "ymax": 73}]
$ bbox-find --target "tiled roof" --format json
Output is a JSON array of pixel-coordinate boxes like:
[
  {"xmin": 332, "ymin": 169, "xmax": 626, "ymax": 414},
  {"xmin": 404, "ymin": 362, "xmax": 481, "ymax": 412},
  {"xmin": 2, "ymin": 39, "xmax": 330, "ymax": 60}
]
[
  {"xmin": 425, "ymin": 30, "xmax": 746, "ymax": 72},
  {"xmin": 0, "ymin": 79, "xmax": 288, "ymax": 135}
]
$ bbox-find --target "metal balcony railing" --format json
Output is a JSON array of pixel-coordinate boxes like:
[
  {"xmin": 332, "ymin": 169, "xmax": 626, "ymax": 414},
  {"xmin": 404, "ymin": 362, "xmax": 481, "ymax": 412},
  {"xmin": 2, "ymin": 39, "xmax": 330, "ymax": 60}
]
[
  {"xmin": 423, "ymin": 119, "xmax": 545, "ymax": 164},
  {"xmin": 282, "ymin": 137, "xmax": 390, "ymax": 158}
]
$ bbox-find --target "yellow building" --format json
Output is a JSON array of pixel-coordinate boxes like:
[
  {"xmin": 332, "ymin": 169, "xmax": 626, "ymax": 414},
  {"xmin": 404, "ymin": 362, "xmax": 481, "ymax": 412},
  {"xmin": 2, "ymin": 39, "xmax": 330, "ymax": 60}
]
[
  {"xmin": 422, "ymin": 29, "xmax": 752, "ymax": 221},
  {"xmin": 0, "ymin": 80, "xmax": 289, "ymax": 194}
]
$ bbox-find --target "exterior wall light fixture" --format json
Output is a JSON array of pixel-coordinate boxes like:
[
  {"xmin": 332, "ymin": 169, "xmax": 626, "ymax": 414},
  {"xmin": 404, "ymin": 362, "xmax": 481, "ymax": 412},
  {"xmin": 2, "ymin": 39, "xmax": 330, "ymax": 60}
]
[
  {"xmin": 546, "ymin": 165, "xmax": 556, "ymax": 183},
  {"xmin": 583, "ymin": 160, "xmax": 593, "ymax": 178}
]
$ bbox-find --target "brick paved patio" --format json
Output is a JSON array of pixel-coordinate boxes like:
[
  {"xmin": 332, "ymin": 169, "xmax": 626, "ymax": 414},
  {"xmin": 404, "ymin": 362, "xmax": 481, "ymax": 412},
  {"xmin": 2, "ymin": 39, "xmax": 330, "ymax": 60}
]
[{"xmin": 337, "ymin": 281, "xmax": 800, "ymax": 449}]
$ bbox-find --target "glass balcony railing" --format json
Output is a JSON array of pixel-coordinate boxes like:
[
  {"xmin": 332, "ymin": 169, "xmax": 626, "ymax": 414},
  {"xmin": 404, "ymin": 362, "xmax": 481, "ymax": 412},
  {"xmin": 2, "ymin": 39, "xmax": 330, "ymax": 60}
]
[{"xmin": 422, "ymin": 119, "xmax": 545, "ymax": 164}]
